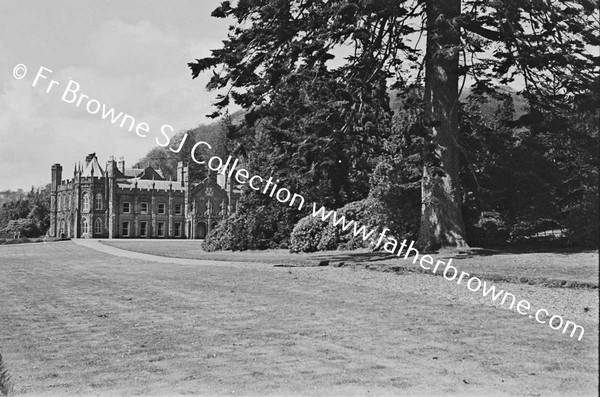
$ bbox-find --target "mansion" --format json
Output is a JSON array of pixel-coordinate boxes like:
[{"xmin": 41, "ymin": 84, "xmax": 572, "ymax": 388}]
[{"xmin": 49, "ymin": 153, "xmax": 241, "ymax": 239}]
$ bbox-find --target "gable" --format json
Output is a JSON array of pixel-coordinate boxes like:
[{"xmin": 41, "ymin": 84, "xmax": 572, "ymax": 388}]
[{"xmin": 137, "ymin": 166, "xmax": 166, "ymax": 181}]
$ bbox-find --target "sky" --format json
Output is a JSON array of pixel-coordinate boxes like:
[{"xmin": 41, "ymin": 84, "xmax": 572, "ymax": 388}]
[{"xmin": 0, "ymin": 0, "xmax": 230, "ymax": 190}]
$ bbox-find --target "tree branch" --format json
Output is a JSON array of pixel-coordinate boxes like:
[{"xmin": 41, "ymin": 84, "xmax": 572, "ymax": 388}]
[{"xmin": 460, "ymin": 20, "xmax": 502, "ymax": 41}]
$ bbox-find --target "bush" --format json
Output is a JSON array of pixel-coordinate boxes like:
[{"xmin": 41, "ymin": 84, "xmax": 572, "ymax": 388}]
[
  {"xmin": 316, "ymin": 225, "xmax": 339, "ymax": 251},
  {"xmin": 2, "ymin": 237, "xmax": 32, "ymax": 245},
  {"xmin": 290, "ymin": 216, "xmax": 327, "ymax": 253},
  {"xmin": 290, "ymin": 197, "xmax": 404, "ymax": 253},
  {"xmin": 2, "ymin": 218, "xmax": 39, "ymax": 238},
  {"xmin": 202, "ymin": 216, "xmax": 237, "ymax": 252},
  {"xmin": 203, "ymin": 198, "xmax": 299, "ymax": 251}
]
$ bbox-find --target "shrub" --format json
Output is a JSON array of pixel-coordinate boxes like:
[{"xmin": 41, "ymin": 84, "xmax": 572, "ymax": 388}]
[
  {"xmin": 203, "ymin": 198, "xmax": 299, "ymax": 251},
  {"xmin": 202, "ymin": 216, "xmax": 237, "ymax": 252},
  {"xmin": 317, "ymin": 225, "xmax": 339, "ymax": 251},
  {"xmin": 336, "ymin": 198, "xmax": 391, "ymax": 250},
  {"xmin": 290, "ymin": 197, "xmax": 406, "ymax": 253},
  {"xmin": 2, "ymin": 218, "xmax": 39, "ymax": 238},
  {"xmin": 290, "ymin": 216, "xmax": 327, "ymax": 253}
]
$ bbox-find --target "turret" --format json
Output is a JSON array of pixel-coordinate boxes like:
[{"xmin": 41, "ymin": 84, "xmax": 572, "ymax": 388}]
[
  {"xmin": 50, "ymin": 163, "xmax": 62, "ymax": 237},
  {"xmin": 104, "ymin": 156, "xmax": 118, "ymax": 238},
  {"xmin": 51, "ymin": 163, "xmax": 62, "ymax": 191}
]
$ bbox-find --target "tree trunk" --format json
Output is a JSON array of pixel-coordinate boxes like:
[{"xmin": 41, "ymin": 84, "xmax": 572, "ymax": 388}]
[{"xmin": 417, "ymin": 0, "xmax": 469, "ymax": 252}]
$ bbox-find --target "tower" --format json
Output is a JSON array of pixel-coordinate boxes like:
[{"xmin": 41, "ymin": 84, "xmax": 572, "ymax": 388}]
[
  {"xmin": 177, "ymin": 161, "xmax": 191, "ymax": 238},
  {"xmin": 105, "ymin": 157, "xmax": 118, "ymax": 238}
]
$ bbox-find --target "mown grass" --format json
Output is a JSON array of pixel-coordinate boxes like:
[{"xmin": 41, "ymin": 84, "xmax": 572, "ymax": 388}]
[{"xmin": 1, "ymin": 242, "xmax": 598, "ymax": 396}]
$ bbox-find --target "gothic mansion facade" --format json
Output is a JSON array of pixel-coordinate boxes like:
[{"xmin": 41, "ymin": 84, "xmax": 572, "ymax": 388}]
[{"xmin": 49, "ymin": 153, "xmax": 240, "ymax": 239}]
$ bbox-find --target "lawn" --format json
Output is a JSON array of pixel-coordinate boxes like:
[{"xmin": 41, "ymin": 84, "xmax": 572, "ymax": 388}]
[
  {"xmin": 0, "ymin": 241, "xmax": 598, "ymax": 396},
  {"xmin": 102, "ymin": 240, "xmax": 599, "ymax": 288}
]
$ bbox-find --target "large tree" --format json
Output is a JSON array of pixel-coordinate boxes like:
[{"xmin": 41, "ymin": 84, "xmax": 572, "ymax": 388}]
[{"xmin": 190, "ymin": 0, "xmax": 598, "ymax": 250}]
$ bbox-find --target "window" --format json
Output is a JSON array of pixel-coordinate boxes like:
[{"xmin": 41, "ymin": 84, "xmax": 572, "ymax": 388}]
[
  {"xmin": 122, "ymin": 221, "xmax": 130, "ymax": 237},
  {"xmin": 82, "ymin": 218, "xmax": 89, "ymax": 234},
  {"xmin": 140, "ymin": 221, "xmax": 147, "ymax": 237},
  {"xmin": 140, "ymin": 202, "xmax": 148, "ymax": 214},
  {"xmin": 174, "ymin": 222, "xmax": 182, "ymax": 237},
  {"xmin": 95, "ymin": 194, "xmax": 102, "ymax": 210},
  {"xmin": 94, "ymin": 218, "xmax": 102, "ymax": 234},
  {"xmin": 158, "ymin": 203, "xmax": 166, "ymax": 214},
  {"xmin": 82, "ymin": 194, "xmax": 89, "ymax": 211},
  {"xmin": 175, "ymin": 204, "xmax": 182, "ymax": 215},
  {"xmin": 157, "ymin": 222, "xmax": 165, "ymax": 237},
  {"xmin": 123, "ymin": 202, "xmax": 131, "ymax": 213}
]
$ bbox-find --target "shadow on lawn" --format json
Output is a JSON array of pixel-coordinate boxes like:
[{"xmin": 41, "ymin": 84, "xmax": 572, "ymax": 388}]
[
  {"xmin": 458, "ymin": 243, "xmax": 598, "ymax": 258},
  {"xmin": 309, "ymin": 251, "xmax": 399, "ymax": 263},
  {"xmin": 302, "ymin": 242, "xmax": 597, "ymax": 264},
  {"xmin": 0, "ymin": 353, "xmax": 12, "ymax": 397}
]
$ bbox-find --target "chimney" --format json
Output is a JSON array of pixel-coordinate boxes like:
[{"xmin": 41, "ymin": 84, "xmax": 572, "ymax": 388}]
[
  {"xmin": 51, "ymin": 164, "xmax": 62, "ymax": 191},
  {"xmin": 85, "ymin": 153, "xmax": 96, "ymax": 167},
  {"xmin": 177, "ymin": 161, "xmax": 185, "ymax": 187},
  {"xmin": 118, "ymin": 157, "xmax": 125, "ymax": 173},
  {"xmin": 105, "ymin": 158, "xmax": 116, "ymax": 178}
]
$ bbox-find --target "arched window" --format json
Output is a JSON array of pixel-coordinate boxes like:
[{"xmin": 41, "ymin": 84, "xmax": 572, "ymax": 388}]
[
  {"xmin": 82, "ymin": 194, "xmax": 90, "ymax": 211},
  {"xmin": 82, "ymin": 218, "xmax": 89, "ymax": 234},
  {"xmin": 95, "ymin": 193, "xmax": 102, "ymax": 210},
  {"xmin": 94, "ymin": 218, "xmax": 102, "ymax": 234}
]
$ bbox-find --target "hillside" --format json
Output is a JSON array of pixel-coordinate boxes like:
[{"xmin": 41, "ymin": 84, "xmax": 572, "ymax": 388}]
[{"xmin": 133, "ymin": 111, "xmax": 245, "ymax": 181}]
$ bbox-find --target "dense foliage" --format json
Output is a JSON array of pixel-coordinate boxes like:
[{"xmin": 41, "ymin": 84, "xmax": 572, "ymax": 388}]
[
  {"xmin": 459, "ymin": 90, "xmax": 599, "ymax": 246},
  {"xmin": 202, "ymin": 192, "xmax": 299, "ymax": 251},
  {"xmin": 290, "ymin": 197, "xmax": 397, "ymax": 253},
  {"xmin": 0, "ymin": 186, "xmax": 51, "ymax": 238}
]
